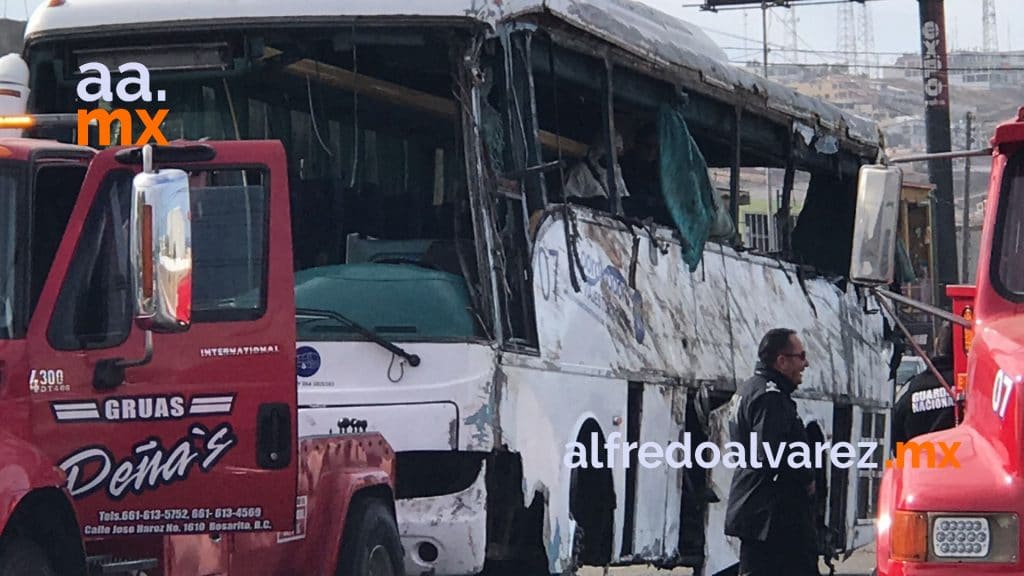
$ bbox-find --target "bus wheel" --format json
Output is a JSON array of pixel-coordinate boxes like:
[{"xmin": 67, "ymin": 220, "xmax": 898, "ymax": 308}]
[
  {"xmin": 337, "ymin": 499, "xmax": 405, "ymax": 576},
  {"xmin": 0, "ymin": 538, "xmax": 55, "ymax": 576}
]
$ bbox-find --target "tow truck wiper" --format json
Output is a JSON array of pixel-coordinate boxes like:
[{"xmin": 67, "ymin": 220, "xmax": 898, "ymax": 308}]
[{"xmin": 295, "ymin": 307, "xmax": 421, "ymax": 367}]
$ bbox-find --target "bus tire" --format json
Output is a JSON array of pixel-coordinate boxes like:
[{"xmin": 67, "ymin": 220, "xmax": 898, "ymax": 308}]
[
  {"xmin": 0, "ymin": 538, "xmax": 56, "ymax": 576},
  {"xmin": 337, "ymin": 498, "xmax": 405, "ymax": 576}
]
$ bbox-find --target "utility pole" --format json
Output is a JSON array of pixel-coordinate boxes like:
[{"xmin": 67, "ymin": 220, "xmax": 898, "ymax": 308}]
[
  {"xmin": 961, "ymin": 111, "xmax": 974, "ymax": 282},
  {"xmin": 761, "ymin": 0, "xmax": 769, "ymax": 77},
  {"xmin": 762, "ymin": 1, "xmax": 774, "ymax": 250},
  {"xmin": 918, "ymin": 0, "xmax": 957, "ymax": 313},
  {"xmin": 765, "ymin": 1, "xmax": 778, "ymax": 249}
]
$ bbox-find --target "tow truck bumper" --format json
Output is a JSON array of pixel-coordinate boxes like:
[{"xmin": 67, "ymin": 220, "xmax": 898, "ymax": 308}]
[
  {"xmin": 880, "ymin": 562, "xmax": 1022, "ymax": 575},
  {"xmin": 396, "ymin": 462, "xmax": 487, "ymax": 576}
]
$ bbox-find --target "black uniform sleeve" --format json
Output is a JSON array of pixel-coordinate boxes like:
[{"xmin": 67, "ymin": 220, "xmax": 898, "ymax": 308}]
[
  {"xmin": 891, "ymin": 397, "xmax": 908, "ymax": 453},
  {"xmin": 749, "ymin": 392, "xmax": 791, "ymax": 449},
  {"xmin": 892, "ymin": 376, "xmax": 918, "ymax": 449},
  {"xmin": 748, "ymin": 392, "xmax": 813, "ymax": 487}
]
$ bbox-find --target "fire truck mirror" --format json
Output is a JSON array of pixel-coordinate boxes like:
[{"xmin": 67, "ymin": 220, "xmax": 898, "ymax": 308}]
[
  {"xmin": 130, "ymin": 168, "xmax": 192, "ymax": 333},
  {"xmin": 849, "ymin": 164, "xmax": 903, "ymax": 286}
]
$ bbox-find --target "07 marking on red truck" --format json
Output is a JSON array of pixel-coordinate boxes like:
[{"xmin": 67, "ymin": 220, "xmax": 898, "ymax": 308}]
[{"xmin": 50, "ymin": 394, "xmax": 236, "ymax": 423}]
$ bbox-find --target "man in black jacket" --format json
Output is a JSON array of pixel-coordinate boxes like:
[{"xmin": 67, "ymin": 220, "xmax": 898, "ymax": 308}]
[
  {"xmin": 891, "ymin": 323, "xmax": 956, "ymax": 450},
  {"xmin": 725, "ymin": 328, "xmax": 819, "ymax": 576}
]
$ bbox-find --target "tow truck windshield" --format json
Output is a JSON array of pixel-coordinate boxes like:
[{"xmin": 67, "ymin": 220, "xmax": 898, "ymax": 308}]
[
  {"xmin": 996, "ymin": 154, "xmax": 1024, "ymax": 298},
  {"xmin": 0, "ymin": 165, "xmax": 18, "ymax": 339}
]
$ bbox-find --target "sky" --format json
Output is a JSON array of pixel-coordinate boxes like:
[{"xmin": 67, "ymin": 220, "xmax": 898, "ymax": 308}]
[
  {"xmin": 646, "ymin": 0, "xmax": 1024, "ymax": 66},
  {"xmin": 6, "ymin": 0, "xmax": 1024, "ymax": 66}
]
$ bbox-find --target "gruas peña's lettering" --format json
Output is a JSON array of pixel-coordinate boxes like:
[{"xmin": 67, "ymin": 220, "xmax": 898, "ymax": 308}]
[{"xmin": 59, "ymin": 423, "xmax": 236, "ymax": 500}]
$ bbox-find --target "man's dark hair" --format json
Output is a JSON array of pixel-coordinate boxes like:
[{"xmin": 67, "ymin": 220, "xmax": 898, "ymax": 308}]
[{"xmin": 758, "ymin": 328, "xmax": 797, "ymax": 366}]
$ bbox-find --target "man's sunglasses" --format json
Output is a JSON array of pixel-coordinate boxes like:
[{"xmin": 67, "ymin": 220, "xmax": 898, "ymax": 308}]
[{"xmin": 781, "ymin": 351, "xmax": 807, "ymax": 361}]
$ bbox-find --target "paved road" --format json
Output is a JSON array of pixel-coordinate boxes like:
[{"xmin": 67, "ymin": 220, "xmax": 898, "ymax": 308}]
[{"xmin": 579, "ymin": 544, "xmax": 875, "ymax": 576}]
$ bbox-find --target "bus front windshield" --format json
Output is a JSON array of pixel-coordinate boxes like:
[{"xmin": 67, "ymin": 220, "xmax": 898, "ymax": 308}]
[{"xmin": 31, "ymin": 27, "xmax": 484, "ymax": 343}]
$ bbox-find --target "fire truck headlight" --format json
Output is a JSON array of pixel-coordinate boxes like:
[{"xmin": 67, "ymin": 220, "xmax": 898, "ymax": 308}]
[
  {"xmin": 932, "ymin": 517, "xmax": 989, "ymax": 558},
  {"xmin": 929, "ymin": 513, "xmax": 1018, "ymax": 563}
]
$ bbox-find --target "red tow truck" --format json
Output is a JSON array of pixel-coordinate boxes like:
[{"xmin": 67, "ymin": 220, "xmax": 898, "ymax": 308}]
[
  {"xmin": 0, "ymin": 127, "xmax": 404, "ymax": 573},
  {"xmin": 849, "ymin": 107, "xmax": 1024, "ymax": 575}
]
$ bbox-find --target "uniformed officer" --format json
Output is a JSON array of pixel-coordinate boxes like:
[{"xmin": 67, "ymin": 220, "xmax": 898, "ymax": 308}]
[
  {"xmin": 891, "ymin": 323, "xmax": 956, "ymax": 449},
  {"xmin": 725, "ymin": 328, "xmax": 819, "ymax": 576}
]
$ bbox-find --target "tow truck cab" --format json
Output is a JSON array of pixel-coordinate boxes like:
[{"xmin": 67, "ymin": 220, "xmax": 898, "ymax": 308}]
[
  {"xmin": 0, "ymin": 132, "xmax": 402, "ymax": 575},
  {"xmin": 852, "ymin": 108, "xmax": 1024, "ymax": 575}
]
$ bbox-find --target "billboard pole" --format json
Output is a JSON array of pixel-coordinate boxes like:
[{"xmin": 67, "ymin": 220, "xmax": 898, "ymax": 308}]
[{"xmin": 918, "ymin": 0, "xmax": 957, "ymax": 319}]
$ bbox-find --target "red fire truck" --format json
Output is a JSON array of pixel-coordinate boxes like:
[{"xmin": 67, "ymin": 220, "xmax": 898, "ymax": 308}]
[
  {"xmin": 849, "ymin": 108, "xmax": 1024, "ymax": 575},
  {"xmin": 0, "ymin": 129, "xmax": 403, "ymax": 573}
]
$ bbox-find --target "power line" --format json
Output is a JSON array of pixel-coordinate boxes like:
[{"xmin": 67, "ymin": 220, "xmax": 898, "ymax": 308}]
[
  {"xmin": 719, "ymin": 46, "xmax": 924, "ymax": 57},
  {"xmin": 728, "ymin": 59, "xmax": 1024, "ymax": 72},
  {"xmin": 769, "ymin": 9, "xmax": 832, "ymax": 66},
  {"xmin": 702, "ymin": 25, "xmax": 789, "ymax": 50},
  {"xmin": 706, "ymin": 24, "xmax": 923, "ymax": 59},
  {"xmin": 682, "ymin": 0, "xmax": 887, "ymax": 11},
  {"xmin": 718, "ymin": 44, "xmax": 1024, "ymax": 65}
]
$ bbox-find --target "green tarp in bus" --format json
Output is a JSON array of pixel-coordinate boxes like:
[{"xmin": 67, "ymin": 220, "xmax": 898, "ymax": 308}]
[{"xmin": 658, "ymin": 102, "xmax": 734, "ymax": 272}]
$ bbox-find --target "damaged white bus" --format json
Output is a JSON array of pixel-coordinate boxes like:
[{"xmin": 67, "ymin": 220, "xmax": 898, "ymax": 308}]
[{"xmin": 22, "ymin": 1, "xmax": 897, "ymax": 574}]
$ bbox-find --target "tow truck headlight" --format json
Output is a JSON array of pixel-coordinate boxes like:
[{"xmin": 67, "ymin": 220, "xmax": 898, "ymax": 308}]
[{"xmin": 928, "ymin": 513, "xmax": 1018, "ymax": 563}]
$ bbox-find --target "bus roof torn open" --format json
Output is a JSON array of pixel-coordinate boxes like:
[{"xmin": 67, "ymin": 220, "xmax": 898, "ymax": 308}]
[{"xmin": 24, "ymin": 0, "xmax": 882, "ymax": 154}]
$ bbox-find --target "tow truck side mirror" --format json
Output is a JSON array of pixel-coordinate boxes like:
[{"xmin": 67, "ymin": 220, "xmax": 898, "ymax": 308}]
[
  {"xmin": 849, "ymin": 165, "xmax": 903, "ymax": 286},
  {"xmin": 130, "ymin": 166, "xmax": 193, "ymax": 333}
]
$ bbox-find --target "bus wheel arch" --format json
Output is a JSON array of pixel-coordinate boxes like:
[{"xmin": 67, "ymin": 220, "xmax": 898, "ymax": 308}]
[
  {"xmin": 336, "ymin": 485, "xmax": 403, "ymax": 576},
  {"xmin": 0, "ymin": 487, "xmax": 85, "ymax": 576}
]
